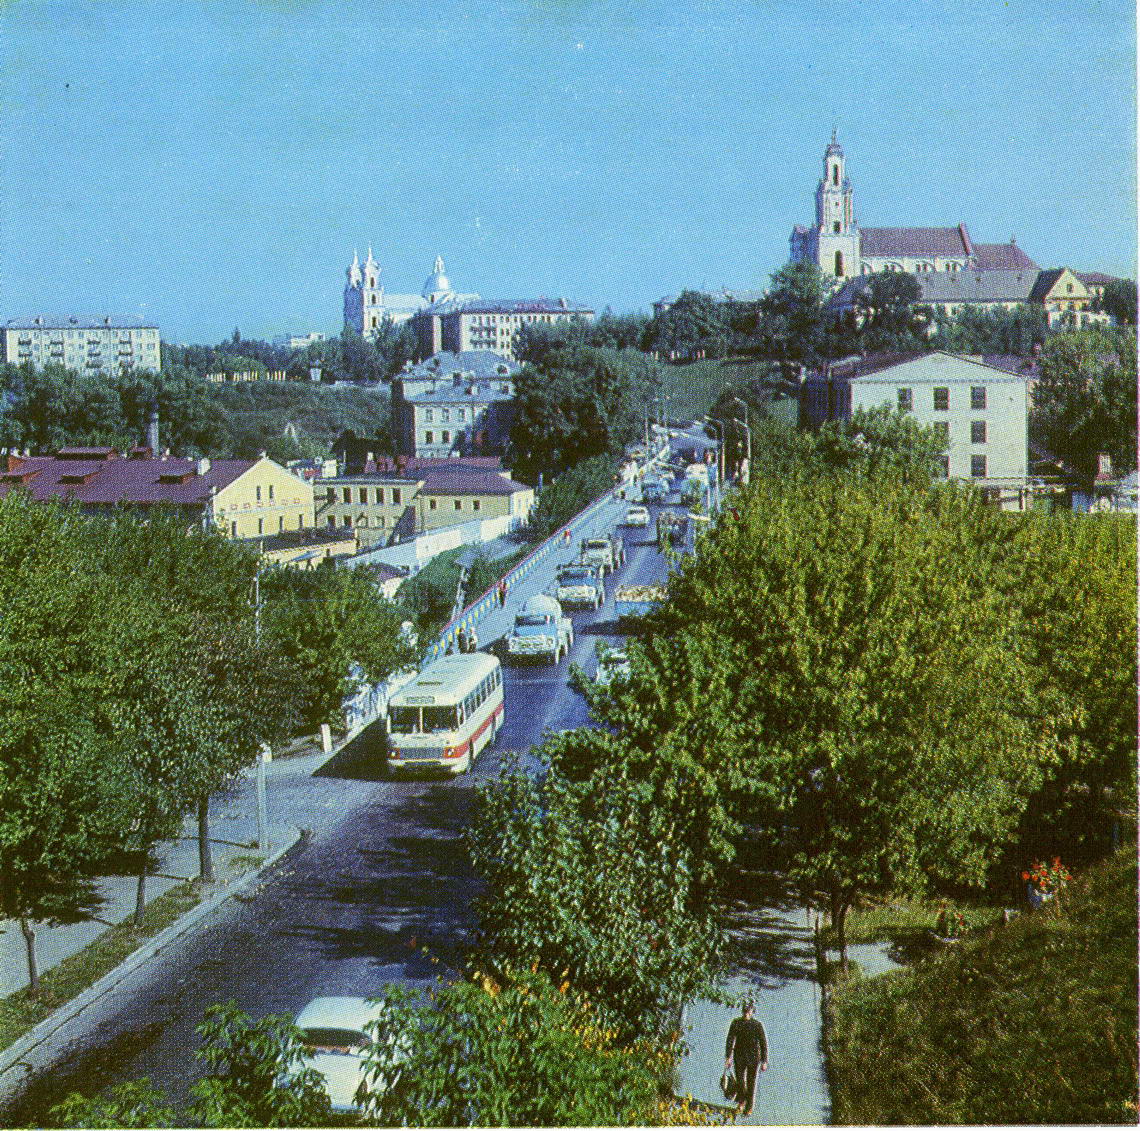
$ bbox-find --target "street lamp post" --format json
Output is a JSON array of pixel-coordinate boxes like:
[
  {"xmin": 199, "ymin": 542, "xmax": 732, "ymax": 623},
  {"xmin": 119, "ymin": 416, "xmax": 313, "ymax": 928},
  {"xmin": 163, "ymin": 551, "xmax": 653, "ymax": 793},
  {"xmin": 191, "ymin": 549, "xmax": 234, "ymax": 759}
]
[{"xmin": 702, "ymin": 417, "xmax": 725, "ymax": 513}]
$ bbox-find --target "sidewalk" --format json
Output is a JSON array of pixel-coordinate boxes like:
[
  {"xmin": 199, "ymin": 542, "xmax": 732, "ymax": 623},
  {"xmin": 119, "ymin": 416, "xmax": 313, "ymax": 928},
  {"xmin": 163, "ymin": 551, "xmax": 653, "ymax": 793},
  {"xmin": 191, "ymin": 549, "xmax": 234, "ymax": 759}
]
[
  {"xmin": 0, "ymin": 787, "xmax": 297, "ymax": 998},
  {"xmin": 678, "ymin": 904, "xmax": 830, "ymax": 1126}
]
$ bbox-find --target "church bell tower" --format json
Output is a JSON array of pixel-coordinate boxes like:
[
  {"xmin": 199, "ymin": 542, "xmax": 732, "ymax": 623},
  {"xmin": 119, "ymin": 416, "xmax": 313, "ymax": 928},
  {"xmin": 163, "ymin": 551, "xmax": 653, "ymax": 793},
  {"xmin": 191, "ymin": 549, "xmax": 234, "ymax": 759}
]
[{"xmin": 813, "ymin": 130, "xmax": 860, "ymax": 280}]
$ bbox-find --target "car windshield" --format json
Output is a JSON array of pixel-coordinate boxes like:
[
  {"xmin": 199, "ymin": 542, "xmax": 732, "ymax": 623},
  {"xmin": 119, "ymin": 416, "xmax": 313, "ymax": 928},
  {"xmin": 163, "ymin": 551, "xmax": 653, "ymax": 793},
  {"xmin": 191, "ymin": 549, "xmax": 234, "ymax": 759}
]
[
  {"xmin": 560, "ymin": 571, "xmax": 590, "ymax": 582},
  {"xmin": 516, "ymin": 614, "xmax": 551, "ymax": 627},
  {"xmin": 422, "ymin": 705, "xmax": 459, "ymax": 732},
  {"xmin": 389, "ymin": 706, "xmax": 420, "ymax": 733},
  {"xmin": 301, "ymin": 1027, "xmax": 371, "ymax": 1053},
  {"xmin": 585, "ymin": 540, "xmax": 607, "ymax": 550}
]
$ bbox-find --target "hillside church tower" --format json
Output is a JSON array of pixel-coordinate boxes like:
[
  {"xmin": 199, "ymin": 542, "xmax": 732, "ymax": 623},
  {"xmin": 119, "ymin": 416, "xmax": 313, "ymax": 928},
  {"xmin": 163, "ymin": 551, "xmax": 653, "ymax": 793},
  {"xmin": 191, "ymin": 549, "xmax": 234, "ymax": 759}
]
[{"xmin": 790, "ymin": 131, "xmax": 861, "ymax": 280}]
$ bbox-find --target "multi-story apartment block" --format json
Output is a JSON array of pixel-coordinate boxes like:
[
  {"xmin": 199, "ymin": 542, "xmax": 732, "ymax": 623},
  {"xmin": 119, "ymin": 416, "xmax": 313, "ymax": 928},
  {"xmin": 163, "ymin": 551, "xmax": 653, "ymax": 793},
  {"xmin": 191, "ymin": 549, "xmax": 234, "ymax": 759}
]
[
  {"xmin": 801, "ymin": 352, "xmax": 1029, "ymax": 509},
  {"xmin": 0, "ymin": 448, "xmax": 315, "ymax": 537},
  {"xmin": 412, "ymin": 297, "xmax": 594, "ymax": 360},
  {"xmin": 392, "ymin": 351, "xmax": 520, "ymax": 458},
  {"xmin": 1, "ymin": 316, "xmax": 161, "ymax": 373}
]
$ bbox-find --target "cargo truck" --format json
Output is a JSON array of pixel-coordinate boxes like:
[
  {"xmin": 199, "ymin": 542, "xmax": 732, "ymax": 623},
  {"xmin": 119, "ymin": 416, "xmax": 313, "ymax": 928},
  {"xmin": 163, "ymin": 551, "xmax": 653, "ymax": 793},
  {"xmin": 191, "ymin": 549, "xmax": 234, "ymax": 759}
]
[{"xmin": 506, "ymin": 593, "xmax": 574, "ymax": 664}]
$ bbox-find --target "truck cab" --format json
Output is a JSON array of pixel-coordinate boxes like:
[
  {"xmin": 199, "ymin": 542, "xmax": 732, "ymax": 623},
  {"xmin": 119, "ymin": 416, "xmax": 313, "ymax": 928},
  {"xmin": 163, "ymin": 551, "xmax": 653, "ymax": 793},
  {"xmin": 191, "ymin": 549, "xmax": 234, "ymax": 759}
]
[
  {"xmin": 580, "ymin": 534, "xmax": 625, "ymax": 577},
  {"xmin": 555, "ymin": 563, "xmax": 605, "ymax": 609},
  {"xmin": 506, "ymin": 594, "xmax": 574, "ymax": 664}
]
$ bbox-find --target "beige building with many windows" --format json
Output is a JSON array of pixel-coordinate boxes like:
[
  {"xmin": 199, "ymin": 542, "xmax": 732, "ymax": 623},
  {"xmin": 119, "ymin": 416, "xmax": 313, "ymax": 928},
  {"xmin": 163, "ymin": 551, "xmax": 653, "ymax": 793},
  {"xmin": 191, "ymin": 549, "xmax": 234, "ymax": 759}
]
[
  {"xmin": 316, "ymin": 464, "xmax": 534, "ymax": 547},
  {"xmin": 2, "ymin": 316, "xmax": 161, "ymax": 373},
  {"xmin": 412, "ymin": 297, "xmax": 594, "ymax": 360}
]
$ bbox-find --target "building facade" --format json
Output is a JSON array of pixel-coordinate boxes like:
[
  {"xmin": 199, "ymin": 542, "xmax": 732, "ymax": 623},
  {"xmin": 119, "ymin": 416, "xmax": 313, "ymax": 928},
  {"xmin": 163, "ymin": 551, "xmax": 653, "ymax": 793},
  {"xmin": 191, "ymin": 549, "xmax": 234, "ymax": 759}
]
[
  {"xmin": 801, "ymin": 352, "xmax": 1029, "ymax": 509},
  {"xmin": 392, "ymin": 351, "xmax": 519, "ymax": 458},
  {"xmin": 0, "ymin": 449, "xmax": 315, "ymax": 537},
  {"xmin": 412, "ymin": 297, "xmax": 594, "ymax": 360},
  {"xmin": 315, "ymin": 463, "xmax": 534, "ymax": 547},
  {"xmin": 2, "ymin": 316, "xmax": 161, "ymax": 373},
  {"xmin": 789, "ymin": 134, "xmax": 1038, "ymax": 282}
]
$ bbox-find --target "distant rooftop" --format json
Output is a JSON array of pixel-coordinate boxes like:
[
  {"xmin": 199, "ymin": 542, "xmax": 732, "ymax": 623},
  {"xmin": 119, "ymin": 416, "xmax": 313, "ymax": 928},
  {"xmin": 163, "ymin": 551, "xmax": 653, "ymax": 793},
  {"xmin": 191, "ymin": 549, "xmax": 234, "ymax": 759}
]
[
  {"xmin": 405, "ymin": 350, "xmax": 519, "ymax": 378},
  {"xmin": 5, "ymin": 315, "xmax": 158, "ymax": 330},
  {"xmin": 422, "ymin": 297, "xmax": 594, "ymax": 317}
]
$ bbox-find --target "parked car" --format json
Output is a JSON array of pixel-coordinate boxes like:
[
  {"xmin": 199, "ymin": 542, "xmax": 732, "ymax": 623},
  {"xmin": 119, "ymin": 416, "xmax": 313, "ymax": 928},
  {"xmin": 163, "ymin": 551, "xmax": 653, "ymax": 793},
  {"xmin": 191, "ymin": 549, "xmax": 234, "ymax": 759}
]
[
  {"xmin": 293, "ymin": 996, "xmax": 394, "ymax": 1113},
  {"xmin": 624, "ymin": 504, "xmax": 650, "ymax": 527}
]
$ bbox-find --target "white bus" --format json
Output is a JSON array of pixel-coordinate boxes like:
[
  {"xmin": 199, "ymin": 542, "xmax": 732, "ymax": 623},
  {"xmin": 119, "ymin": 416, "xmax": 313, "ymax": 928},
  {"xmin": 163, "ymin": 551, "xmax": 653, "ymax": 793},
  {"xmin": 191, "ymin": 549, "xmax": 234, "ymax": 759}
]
[{"xmin": 386, "ymin": 652, "xmax": 504, "ymax": 775}]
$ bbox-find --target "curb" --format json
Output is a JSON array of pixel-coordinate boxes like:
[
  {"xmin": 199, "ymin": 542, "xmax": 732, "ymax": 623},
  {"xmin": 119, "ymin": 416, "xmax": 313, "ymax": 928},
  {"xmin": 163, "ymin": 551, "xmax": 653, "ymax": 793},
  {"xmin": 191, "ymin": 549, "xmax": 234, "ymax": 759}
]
[{"xmin": 0, "ymin": 826, "xmax": 305, "ymax": 1094}]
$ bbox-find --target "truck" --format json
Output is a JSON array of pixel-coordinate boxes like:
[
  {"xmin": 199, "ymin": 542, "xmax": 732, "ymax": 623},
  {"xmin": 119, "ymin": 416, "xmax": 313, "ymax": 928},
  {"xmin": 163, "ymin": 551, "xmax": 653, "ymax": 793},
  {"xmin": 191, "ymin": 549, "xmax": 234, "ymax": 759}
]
[
  {"xmin": 640, "ymin": 477, "xmax": 668, "ymax": 504},
  {"xmin": 580, "ymin": 534, "xmax": 625, "ymax": 577},
  {"xmin": 506, "ymin": 593, "xmax": 574, "ymax": 664},
  {"xmin": 614, "ymin": 584, "xmax": 666, "ymax": 623},
  {"xmin": 555, "ymin": 563, "xmax": 606, "ymax": 610},
  {"xmin": 656, "ymin": 511, "xmax": 688, "ymax": 550}
]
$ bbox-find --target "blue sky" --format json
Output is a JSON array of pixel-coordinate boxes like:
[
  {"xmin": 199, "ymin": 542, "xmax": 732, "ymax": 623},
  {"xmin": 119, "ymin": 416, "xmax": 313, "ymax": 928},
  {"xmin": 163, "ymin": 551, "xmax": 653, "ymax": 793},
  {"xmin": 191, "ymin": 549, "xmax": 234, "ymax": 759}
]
[{"xmin": 2, "ymin": 0, "xmax": 1135, "ymax": 343}]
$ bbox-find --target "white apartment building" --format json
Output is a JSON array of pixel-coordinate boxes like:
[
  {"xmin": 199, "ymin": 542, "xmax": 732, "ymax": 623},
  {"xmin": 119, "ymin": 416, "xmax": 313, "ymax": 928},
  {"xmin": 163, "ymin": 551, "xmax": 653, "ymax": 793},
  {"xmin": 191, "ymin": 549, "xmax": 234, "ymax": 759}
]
[
  {"xmin": 2, "ymin": 316, "xmax": 161, "ymax": 373},
  {"xmin": 803, "ymin": 352, "xmax": 1030, "ymax": 509}
]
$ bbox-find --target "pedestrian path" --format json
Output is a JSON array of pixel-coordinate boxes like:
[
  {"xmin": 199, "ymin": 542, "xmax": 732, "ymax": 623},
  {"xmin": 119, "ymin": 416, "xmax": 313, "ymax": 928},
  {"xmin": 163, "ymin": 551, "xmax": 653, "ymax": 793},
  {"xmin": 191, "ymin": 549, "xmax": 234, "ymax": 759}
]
[
  {"xmin": 679, "ymin": 903, "xmax": 829, "ymax": 1126},
  {"xmin": 0, "ymin": 795, "xmax": 293, "ymax": 997}
]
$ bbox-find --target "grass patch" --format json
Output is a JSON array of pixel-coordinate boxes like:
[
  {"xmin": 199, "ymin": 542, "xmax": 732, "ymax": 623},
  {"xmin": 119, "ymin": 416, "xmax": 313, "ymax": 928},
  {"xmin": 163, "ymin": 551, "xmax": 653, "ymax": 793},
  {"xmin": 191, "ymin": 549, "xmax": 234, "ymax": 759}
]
[
  {"xmin": 0, "ymin": 880, "xmax": 203, "ymax": 1054},
  {"xmin": 827, "ymin": 849, "xmax": 1139, "ymax": 1124},
  {"xmin": 226, "ymin": 854, "xmax": 265, "ymax": 871}
]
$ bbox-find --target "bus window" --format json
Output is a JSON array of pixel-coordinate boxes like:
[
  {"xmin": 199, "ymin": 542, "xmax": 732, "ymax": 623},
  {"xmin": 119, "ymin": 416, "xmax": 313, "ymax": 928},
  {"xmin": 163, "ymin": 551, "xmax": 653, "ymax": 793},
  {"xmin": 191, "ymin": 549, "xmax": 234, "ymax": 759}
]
[
  {"xmin": 390, "ymin": 706, "xmax": 420, "ymax": 733},
  {"xmin": 423, "ymin": 705, "xmax": 459, "ymax": 732}
]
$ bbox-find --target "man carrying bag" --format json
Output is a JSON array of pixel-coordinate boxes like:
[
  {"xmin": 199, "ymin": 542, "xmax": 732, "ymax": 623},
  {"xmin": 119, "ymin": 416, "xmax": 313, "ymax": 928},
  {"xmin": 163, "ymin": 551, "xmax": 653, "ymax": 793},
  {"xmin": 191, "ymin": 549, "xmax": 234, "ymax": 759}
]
[{"xmin": 723, "ymin": 999, "xmax": 768, "ymax": 1117}]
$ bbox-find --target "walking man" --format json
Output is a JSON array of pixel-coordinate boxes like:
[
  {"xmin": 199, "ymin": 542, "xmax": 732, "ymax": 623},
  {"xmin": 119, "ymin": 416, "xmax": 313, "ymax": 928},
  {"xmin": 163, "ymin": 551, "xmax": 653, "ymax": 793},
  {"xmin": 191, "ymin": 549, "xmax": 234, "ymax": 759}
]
[
  {"xmin": 724, "ymin": 999, "xmax": 768, "ymax": 1117},
  {"xmin": 497, "ymin": 581, "xmax": 507, "ymax": 607}
]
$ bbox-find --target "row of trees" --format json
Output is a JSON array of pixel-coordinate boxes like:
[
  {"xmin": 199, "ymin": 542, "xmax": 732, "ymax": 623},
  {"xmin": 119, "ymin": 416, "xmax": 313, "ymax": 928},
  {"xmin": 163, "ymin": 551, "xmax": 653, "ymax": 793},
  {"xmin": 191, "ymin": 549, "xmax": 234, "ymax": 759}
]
[
  {"xmin": 0, "ymin": 499, "xmax": 414, "ymax": 992},
  {"xmin": 0, "ymin": 362, "xmax": 393, "ymax": 462}
]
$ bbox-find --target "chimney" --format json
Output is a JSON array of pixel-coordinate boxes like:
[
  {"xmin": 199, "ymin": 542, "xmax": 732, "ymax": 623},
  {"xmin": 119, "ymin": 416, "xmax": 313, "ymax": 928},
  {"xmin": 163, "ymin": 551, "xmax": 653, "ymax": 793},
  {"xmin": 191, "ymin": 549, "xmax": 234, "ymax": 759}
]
[
  {"xmin": 146, "ymin": 408, "xmax": 160, "ymax": 454},
  {"xmin": 197, "ymin": 457, "xmax": 211, "ymax": 476}
]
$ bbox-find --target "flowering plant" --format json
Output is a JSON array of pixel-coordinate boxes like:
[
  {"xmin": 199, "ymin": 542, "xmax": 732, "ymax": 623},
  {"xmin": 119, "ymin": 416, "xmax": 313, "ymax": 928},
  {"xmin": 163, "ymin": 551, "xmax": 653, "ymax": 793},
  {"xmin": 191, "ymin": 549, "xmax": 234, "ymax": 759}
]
[
  {"xmin": 935, "ymin": 906, "xmax": 967, "ymax": 939},
  {"xmin": 1022, "ymin": 857, "xmax": 1072, "ymax": 898}
]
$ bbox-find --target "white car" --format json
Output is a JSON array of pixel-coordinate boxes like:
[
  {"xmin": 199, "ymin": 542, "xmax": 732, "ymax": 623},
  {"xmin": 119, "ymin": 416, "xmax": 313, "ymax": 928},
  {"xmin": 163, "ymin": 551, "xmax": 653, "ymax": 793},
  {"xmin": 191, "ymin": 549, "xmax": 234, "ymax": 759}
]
[
  {"xmin": 294, "ymin": 996, "xmax": 393, "ymax": 1113},
  {"xmin": 624, "ymin": 504, "xmax": 650, "ymax": 527},
  {"xmin": 595, "ymin": 646, "xmax": 631, "ymax": 686}
]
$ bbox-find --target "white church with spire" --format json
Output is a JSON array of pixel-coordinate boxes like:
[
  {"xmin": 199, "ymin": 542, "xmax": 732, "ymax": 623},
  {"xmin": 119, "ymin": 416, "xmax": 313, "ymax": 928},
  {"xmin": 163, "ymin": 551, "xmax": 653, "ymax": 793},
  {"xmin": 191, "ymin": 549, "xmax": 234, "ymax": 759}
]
[
  {"xmin": 790, "ymin": 132, "xmax": 1038, "ymax": 282},
  {"xmin": 344, "ymin": 250, "xmax": 472, "ymax": 336}
]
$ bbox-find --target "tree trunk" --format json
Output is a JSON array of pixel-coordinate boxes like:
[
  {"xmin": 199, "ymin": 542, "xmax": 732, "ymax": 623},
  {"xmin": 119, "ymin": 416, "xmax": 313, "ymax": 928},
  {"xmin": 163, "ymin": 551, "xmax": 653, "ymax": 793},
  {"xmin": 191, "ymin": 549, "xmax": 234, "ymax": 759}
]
[
  {"xmin": 198, "ymin": 795, "xmax": 214, "ymax": 883},
  {"xmin": 831, "ymin": 891, "xmax": 849, "ymax": 975},
  {"xmin": 135, "ymin": 848, "xmax": 148, "ymax": 927},
  {"xmin": 19, "ymin": 917, "xmax": 38, "ymax": 995}
]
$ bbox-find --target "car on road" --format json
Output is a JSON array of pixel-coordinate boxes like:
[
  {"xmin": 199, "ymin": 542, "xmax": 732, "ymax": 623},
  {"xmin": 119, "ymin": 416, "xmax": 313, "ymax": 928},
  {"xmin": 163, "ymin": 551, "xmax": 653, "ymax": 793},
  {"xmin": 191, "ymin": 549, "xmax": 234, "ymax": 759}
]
[
  {"xmin": 294, "ymin": 996, "xmax": 394, "ymax": 1114},
  {"xmin": 624, "ymin": 504, "xmax": 650, "ymax": 527}
]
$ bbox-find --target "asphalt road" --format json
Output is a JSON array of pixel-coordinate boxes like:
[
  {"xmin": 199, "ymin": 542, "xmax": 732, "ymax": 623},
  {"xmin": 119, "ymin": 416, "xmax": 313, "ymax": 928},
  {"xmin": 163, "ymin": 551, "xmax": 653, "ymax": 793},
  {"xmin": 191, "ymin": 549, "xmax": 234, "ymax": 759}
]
[{"xmin": 4, "ymin": 495, "xmax": 677, "ymax": 1123}]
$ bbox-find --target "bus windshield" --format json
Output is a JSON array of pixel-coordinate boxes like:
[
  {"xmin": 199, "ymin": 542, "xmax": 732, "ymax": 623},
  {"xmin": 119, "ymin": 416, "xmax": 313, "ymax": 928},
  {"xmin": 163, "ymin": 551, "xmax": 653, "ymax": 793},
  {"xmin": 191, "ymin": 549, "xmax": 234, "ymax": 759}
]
[
  {"xmin": 423, "ymin": 705, "xmax": 460, "ymax": 732},
  {"xmin": 389, "ymin": 706, "xmax": 420, "ymax": 733},
  {"xmin": 559, "ymin": 569, "xmax": 591, "ymax": 582}
]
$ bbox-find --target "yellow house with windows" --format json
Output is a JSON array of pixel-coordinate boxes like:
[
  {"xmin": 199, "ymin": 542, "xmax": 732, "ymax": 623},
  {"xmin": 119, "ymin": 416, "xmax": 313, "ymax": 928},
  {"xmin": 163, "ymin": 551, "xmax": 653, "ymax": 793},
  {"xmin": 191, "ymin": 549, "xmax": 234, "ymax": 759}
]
[{"xmin": 210, "ymin": 456, "xmax": 316, "ymax": 539}]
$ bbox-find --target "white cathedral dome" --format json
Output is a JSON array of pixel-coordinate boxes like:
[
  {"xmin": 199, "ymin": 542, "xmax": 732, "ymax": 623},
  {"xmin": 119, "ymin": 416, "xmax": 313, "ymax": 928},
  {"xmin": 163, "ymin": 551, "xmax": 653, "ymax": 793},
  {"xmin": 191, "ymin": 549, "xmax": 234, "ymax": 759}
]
[{"xmin": 423, "ymin": 256, "xmax": 451, "ymax": 299}]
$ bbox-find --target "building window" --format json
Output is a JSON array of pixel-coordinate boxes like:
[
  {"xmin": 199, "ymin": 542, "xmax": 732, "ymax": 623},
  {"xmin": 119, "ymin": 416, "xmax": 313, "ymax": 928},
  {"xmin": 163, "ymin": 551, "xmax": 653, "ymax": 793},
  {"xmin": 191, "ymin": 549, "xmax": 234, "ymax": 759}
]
[
  {"xmin": 454, "ymin": 499, "xmax": 462, "ymax": 510},
  {"xmin": 326, "ymin": 487, "xmax": 335, "ymax": 503},
  {"xmin": 429, "ymin": 498, "xmax": 437, "ymax": 510},
  {"xmin": 342, "ymin": 515, "xmax": 352, "ymax": 527},
  {"xmin": 425, "ymin": 409, "xmax": 433, "ymax": 422},
  {"xmin": 441, "ymin": 409, "xmax": 450, "ymax": 422},
  {"xmin": 268, "ymin": 484, "xmax": 274, "ymax": 501},
  {"xmin": 834, "ymin": 251, "xmax": 844, "ymax": 276},
  {"xmin": 971, "ymin": 455, "xmax": 987, "ymax": 478},
  {"xmin": 231, "ymin": 521, "xmax": 238, "ymax": 537},
  {"xmin": 458, "ymin": 408, "xmax": 466, "ymax": 422},
  {"xmin": 424, "ymin": 431, "xmax": 434, "ymax": 444},
  {"xmin": 393, "ymin": 488, "xmax": 401, "ymax": 504},
  {"xmin": 258, "ymin": 518, "xmax": 264, "ymax": 534},
  {"xmin": 933, "ymin": 387, "xmax": 950, "ymax": 411},
  {"xmin": 897, "ymin": 388, "xmax": 913, "ymax": 412},
  {"xmin": 442, "ymin": 430, "xmax": 450, "ymax": 443},
  {"xmin": 376, "ymin": 488, "xmax": 384, "ymax": 504},
  {"xmin": 472, "ymin": 499, "xmax": 480, "ymax": 512},
  {"xmin": 971, "ymin": 421, "xmax": 987, "ymax": 444},
  {"xmin": 297, "ymin": 512, "xmax": 303, "ymax": 528},
  {"xmin": 279, "ymin": 516, "xmax": 285, "ymax": 532},
  {"xmin": 971, "ymin": 386, "xmax": 986, "ymax": 410},
  {"xmin": 938, "ymin": 455, "xmax": 950, "ymax": 478},
  {"xmin": 359, "ymin": 487, "xmax": 368, "ymax": 504},
  {"xmin": 256, "ymin": 485, "xmax": 262, "ymax": 502},
  {"xmin": 327, "ymin": 516, "xmax": 336, "ymax": 528}
]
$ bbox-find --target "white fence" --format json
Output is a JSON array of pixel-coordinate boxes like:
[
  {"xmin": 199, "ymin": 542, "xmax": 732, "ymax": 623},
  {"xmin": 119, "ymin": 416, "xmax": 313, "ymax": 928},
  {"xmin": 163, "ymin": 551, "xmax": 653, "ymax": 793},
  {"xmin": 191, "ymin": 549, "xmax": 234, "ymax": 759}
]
[
  {"xmin": 341, "ymin": 666, "xmax": 418, "ymax": 742},
  {"xmin": 340, "ymin": 513, "xmax": 518, "ymax": 574}
]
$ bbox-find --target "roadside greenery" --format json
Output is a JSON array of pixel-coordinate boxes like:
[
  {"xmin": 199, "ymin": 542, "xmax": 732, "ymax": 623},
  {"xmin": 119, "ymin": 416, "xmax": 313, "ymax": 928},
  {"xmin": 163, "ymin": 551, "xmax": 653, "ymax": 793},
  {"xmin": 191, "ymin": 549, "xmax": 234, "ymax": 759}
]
[
  {"xmin": 527, "ymin": 454, "xmax": 619, "ymax": 539},
  {"xmin": 827, "ymin": 848, "xmax": 1138, "ymax": 1125}
]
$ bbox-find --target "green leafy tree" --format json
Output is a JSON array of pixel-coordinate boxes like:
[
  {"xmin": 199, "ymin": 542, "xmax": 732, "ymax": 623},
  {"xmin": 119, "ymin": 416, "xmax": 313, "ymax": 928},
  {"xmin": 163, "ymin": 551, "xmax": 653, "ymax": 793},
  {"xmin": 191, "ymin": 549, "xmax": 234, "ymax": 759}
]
[
  {"xmin": 928, "ymin": 304, "xmax": 1048, "ymax": 355},
  {"xmin": 1095, "ymin": 277, "xmax": 1137, "ymax": 326},
  {"xmin": 358, "ymin": 970, "xmax": 665, "ymax": 1127},
  {"xmin": 469, "ymin": 752, "xmax": 724, "ymax": 1042},
  {"xmin": 813, "ymin": 405, "xmax": 948, "ymax": 484},
  {"xmin": 1032, "ymin": 327, "xmax": 1137, "ymax": 480},
  {"xmin": 261, "ymin": 563, "xmax": 416, "ymax": 731},
  {"xmin": 855, "ymin": 270, "xmax": 926, "ymax": 347},
  {"xmin": 508, "ymin": 346, "xmax": 660, "ymax": 480},
  {"xmin": 645, "ymin": 291, "xmax": 732, "ymax": 359},
  {"xmin": 50, "ymin": 1080, "xmax": 177, "ymax": 1129},
  {"xmin": 756, "ymin": 262, "xmax": 828, "ymax": 373},
  {"xmin": 625, "ymin": 477, "xmax": 1050, "ymax": 965},
  {"xmin": 526, "ymin": 454, "xmax": 620, "ymax": 538}
]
